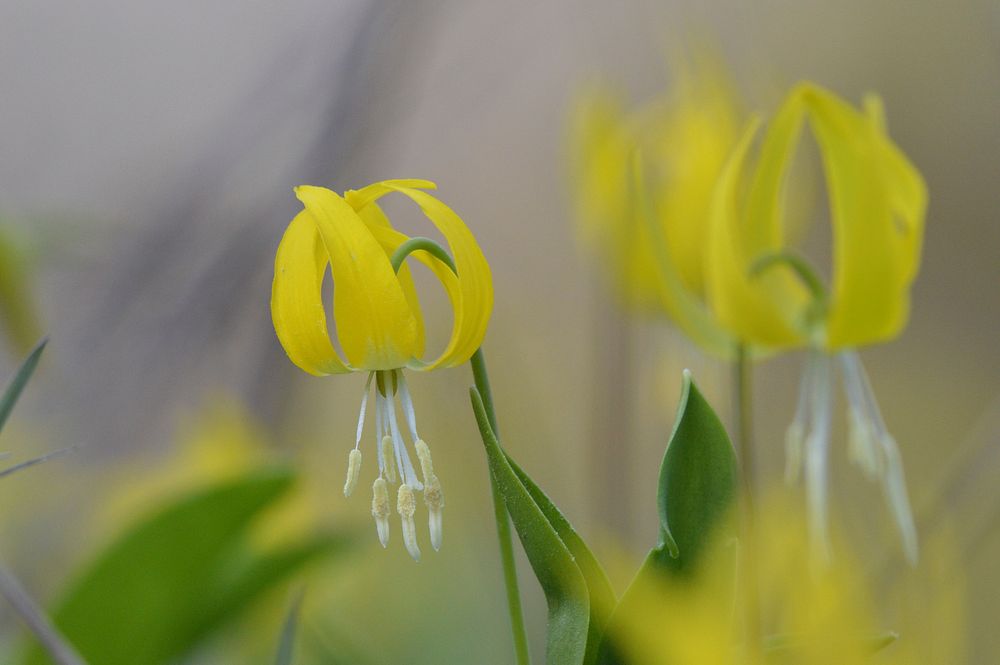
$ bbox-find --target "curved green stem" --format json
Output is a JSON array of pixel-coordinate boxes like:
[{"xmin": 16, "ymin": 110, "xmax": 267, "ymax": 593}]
[
  {"xmin": 390, "ymin": 237, "xmax": 457, "ymax": 274},
  {"xmin": 391, "ymin": 240, "xmax": 529, "ymax": 664}
]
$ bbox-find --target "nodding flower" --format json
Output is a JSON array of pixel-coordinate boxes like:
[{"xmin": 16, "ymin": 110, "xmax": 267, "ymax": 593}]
[
  {"xmin": 271, "ymin": 179, "xmax": 493, "ymax": 560},
  {"xmin": 706, "ymin": 83, "xmax": 927, "ymax": 562}
]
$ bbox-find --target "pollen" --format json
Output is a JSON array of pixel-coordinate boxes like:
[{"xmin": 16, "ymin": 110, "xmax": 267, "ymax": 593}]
[
  {"xmin": 381, "ymin": 435, "xmax": 398, "ymax": 483},
  {"xmin": 397, "ymin": 484, "xmax": 421, "ymax": 561},
  {"xmin": 343, "ymin": 449, "xmax": 362, "ymax": 497},
  {"xmin": 371, "ymin": 477, "xmax": 390, "ymax": 547}
]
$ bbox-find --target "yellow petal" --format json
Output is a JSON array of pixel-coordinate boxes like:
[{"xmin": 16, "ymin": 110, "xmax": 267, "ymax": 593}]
[
  {"xmin": 383, "ymin": 185, "xmax": 493, "ymax": 369},
  {"xmin": 295, "ymin": 186, "xmax": 419, "ymax": 369},
  {"xmin": 355, "ymin": 201, "xmax": 426, "ymax": 359},
  {"xmin": 801, "ymin": 86, "xmax": 927, "ymax": 348},
  {"xmin": 344, "ymin": 179, "xmax": 437, "ymax": 211},
  {"xmin": 706, "ymin": 111, "xmax": 811, "ymax": 347},
  {"xmin": 270, "ymin": 211, "xmax": 349, "ymax": 375}
]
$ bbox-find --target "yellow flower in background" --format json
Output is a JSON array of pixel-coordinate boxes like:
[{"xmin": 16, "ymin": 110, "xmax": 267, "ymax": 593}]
[
  {"xmin": 706, "ymin": 83, "xmax": 927, "ymax": 562},
  {"xmin": 271, "ymin": 179, "xmax": 493, "ymax": 560},
  {"xmin": 570, "ymin": 53, "xmax": 744, "ymax": 356}
]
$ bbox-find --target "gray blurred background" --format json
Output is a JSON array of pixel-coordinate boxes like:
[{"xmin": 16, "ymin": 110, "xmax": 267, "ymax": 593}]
[{"xmin": 0, "ymin": 0, "xmax": 997, "ymax": 662}]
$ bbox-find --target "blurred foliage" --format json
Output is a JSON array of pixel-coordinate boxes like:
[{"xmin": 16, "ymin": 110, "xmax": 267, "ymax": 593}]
[{"xmin": 0, "ymin": 226, "xmax": 40, "ymax": 357}]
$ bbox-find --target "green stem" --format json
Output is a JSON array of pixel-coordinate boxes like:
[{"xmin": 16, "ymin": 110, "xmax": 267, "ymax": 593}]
[
  {"xmin": 734, "ymin": 345, "xmax": 763, "ymax": 663},
  {"xmin": 471, "ymin": 349, "xmax": 531, "ymax": 665}
]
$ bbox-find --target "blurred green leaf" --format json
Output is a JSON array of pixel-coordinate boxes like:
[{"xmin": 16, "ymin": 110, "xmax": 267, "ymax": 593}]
[
  {"xmin": 23, "ymin": 468, "xmax": 351, "ymax": 665},
  {"xmin": 471, "ymin": 387, "xmax": 591, "ymax": 665},
  {"xmin": 273, "ymin": 591, "xmax": 304, "ymax": 665},
  {"xmin": 0, "ymin": 227, "xmax": 41, "ymax": 356},
  {"xmin": 597, "ymin": 371, "xmax": 738, "ymax": 664},
  {"xmin": 0, "ymin": 338, "xmax": 46, "ymax": 436}
]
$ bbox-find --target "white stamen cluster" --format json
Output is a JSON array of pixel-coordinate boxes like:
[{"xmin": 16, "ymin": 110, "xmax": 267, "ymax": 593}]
[
  {"xmin": 343, "ymin": 369, "xmax": 444, "ymax": 561},
  {"xmin": 785, "ymin": 350, "xmax": 917, "ymax": 564}
]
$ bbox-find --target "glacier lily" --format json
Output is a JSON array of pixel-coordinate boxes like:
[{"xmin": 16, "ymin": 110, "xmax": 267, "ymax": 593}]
[
  {"xmin": 570, "ymin": 53, "xmax": 744, "ymax": 356},
  {"xmin": 706, "ymin": 83, "xmax": 927, "ymax": 562},
  {"xmin": 271, "ymin": 179, "xmax": 493, "ymax": 560}
]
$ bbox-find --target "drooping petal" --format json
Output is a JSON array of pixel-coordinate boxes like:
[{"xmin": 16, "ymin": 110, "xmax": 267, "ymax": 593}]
[
  {"xmin": 800, "ymin": 86, "xmax": 927, "ymax": 348},
  {"xmin": 271, "ymin": 211, "xmax": 350, "ymax": 375},
  {"xmin": 706, "ymin": 112, "xmax": 811, "ymax": 347},
  {"xmin": 295, "ymin": 186, "xmax": 419, "ymax": 369},
  {"xmin": 384, "ymin": 185, "xmax": 493, "ymax": 369},
  {"xmin": 355, "ymin": 201, "xmax": 426, "ymax": 359},
  {"xmin": 344, "ymin": 179, "xmax": 437, "ymax": 212}
]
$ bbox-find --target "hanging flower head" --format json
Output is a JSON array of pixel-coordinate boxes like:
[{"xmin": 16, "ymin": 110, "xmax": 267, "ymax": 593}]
[
  {"xmin": 706, "ymin": 84, "xmax": 927, "ymax": 561},
  {"xmin": 570, "ymin": 52, "xmax": 745, "ymax": 356},
  {"xmin": 271, "ymin": 179, "xmax": 493, "ymax": 560}
]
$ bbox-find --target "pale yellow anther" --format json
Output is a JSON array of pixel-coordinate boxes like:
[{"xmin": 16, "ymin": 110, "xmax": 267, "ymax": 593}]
[
  {"xmin": 381, "ymin": 435, "xmax": 398, "ymax": 483},
  {"xmin": 847, "ymin": 407, "xmax": 880, "ymax": 479},
  {"xmin": 415, "ymin": 439, "xmax": 435, "ymax": 482},
  {"xmin": 371, "ymin": 477, "xmax": 390, "ymax": 547},
  {"xmin": 423, "ymin": 473, "xmax": 444, "ymax": 551},
  {"xmin": 343, "ymin": 449, "xmax": 362, "ymax": 497},
  {"xmin": 397, "ymin": 484, "xmax": 421, "ymax": 561}
]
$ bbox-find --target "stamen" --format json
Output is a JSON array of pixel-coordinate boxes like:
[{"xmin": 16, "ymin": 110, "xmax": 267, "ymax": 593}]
[
  {"xmin": 424, "ymin": 474, "xmax": 444, "ymax": 551},
  {"xmin": 371, "ymin": 478, "xmax": 390, "ymax": 547},
  {"xmin": 396, "ymin": 371, "xmax": 420, "ymax": 441},
  {"xmin": 343, "ymin": 449, "xmax": 362, "ymax": 497},
  {"xmin": 785, "ymin": 355, "xmax": 814, "ymax": 484},
  {"xmin": 415, "ymin": 439, "xmax": 435, "ymax": 481},
  {"xmin": 839, "ymin": 353, "xmax": 881, "ymax": 479},
  {"xmin": 805, "ymin": 352, "xmax": 833, "ymax": 563},
  {"xmin": 397, "ymin": 484, "xmax": 421, "ymax": 561},
  {"xmin": 386, "ymin": 391, "xmax": 423, "ymax": 491},
  {"xmin": 381, "ymin": 435, "xmax": 398, "ymax": 483},
  {"xmin": 841, "ymin": 351, "xmax": 918, "ymax": 564},
  {"xmin": 355, "ymin": 372, "xmax": 375, "ymax": 449},
  {"xmin": 414, "ymin": 439, "xmax": 443, "ymax": 550},
  {"xmin": 375, "ymin": 391, "xmax": 386, "ymax": 476}
]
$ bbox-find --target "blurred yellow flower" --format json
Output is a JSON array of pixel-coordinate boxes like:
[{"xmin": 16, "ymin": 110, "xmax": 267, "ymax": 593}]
[
  {"xmin": 570, "ymin": 53, "xmax": 744, "ymax": 356},
  {"xmin": 608, "ymin": 494, "xmax": 963, "ymax": 665},
  {"xmin": 271, "ymin": 179, "xmax": 493, "ymax": 560},
  {"xmin": 706, "ymin": 83, "xmax": 927, "ymax": 563}
]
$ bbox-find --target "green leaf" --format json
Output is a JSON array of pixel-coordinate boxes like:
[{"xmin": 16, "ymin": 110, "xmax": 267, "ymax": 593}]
[
  {"xmin": 471, "ymin": 387, "xmax": 590, "ymax": 665},
  {"xmin": 654, "ymin": 369, "xmax": 738, "ymax": 576},
  {"xmin": 23, "ymin": 469, "xmax": 350, "ymax": 665},
  {"xmin": 273, "ymin": 591, "xmax": 305, "ymax": 665},
  {"xmin": 0, "ymin": 338, "xmax": 46, "ymax": 435},
  {"xmin": 506, "ymin": 455, "xmax": 617, "ymax": 665},
  {"xmin": 597, "ymin": 371, "xmax": 738, "ymax": 664}
]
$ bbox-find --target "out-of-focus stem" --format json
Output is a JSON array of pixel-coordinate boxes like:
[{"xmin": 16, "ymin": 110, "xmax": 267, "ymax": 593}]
[{"xmin": 734, "ymin": 344, "xmax": 763, "ymax": 663}]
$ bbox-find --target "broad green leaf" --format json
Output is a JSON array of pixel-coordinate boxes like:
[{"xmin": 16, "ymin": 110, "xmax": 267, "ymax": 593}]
[
  {"xmin": 597, "ymin": 371, "xmax": 738, "ymax": 664},
  {"xmin": 471, "ymin": 387, "xmax": 590, "ymax": 665},
  {"xmin": 654, "ymin": 369, "xmax": 738, "ymax": 575},
  {"xmin": 23, "ymin": 469, "xmax": 350, "ymax": 665},
  {"xmin": 273, "ymin": 591, "xmax": 304, "ymax": 665},
  {"xmin": 0, "ymin": 338, "xmax": 46, "ymax": 435},
  {"xmin": 506, "ymin": 455, "xmax": 617, "ymax": 665}
]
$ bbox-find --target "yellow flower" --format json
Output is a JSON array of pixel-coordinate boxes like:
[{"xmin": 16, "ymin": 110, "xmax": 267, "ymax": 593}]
[
  {"xmin": 570, "ymin": 52, "xmax": 744, "ymax": 356},
  {"xmin": 706, "ymin": 83, "xmax": 927, "ymax": 562},
  {"xmin": 271, "ymin": 179, "xmax": 493, "ymax": 560}
]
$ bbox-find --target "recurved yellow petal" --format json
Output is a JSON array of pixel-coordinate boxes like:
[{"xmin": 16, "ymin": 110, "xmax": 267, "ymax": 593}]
[
  {"xmin": 801, "ymin": 86, "xmax": 927, "ymax": 348},
  {"xmin": 295, "ymin": 186, "xmax": 419, "ymax": 369},
  {"xmin": 354, "ymin": 201, "xmax": 427, "ymax": 359},
  {"xmin": 385, "ymin": 185, "xmax": 493, "ymax": 369},
  {"xmin": 706, "ymin": 113, "xmax": 811, "ymax": 347},
  {"xmin": 271, "ymin": 211, "xmax": 349, "ymax": 375}
]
